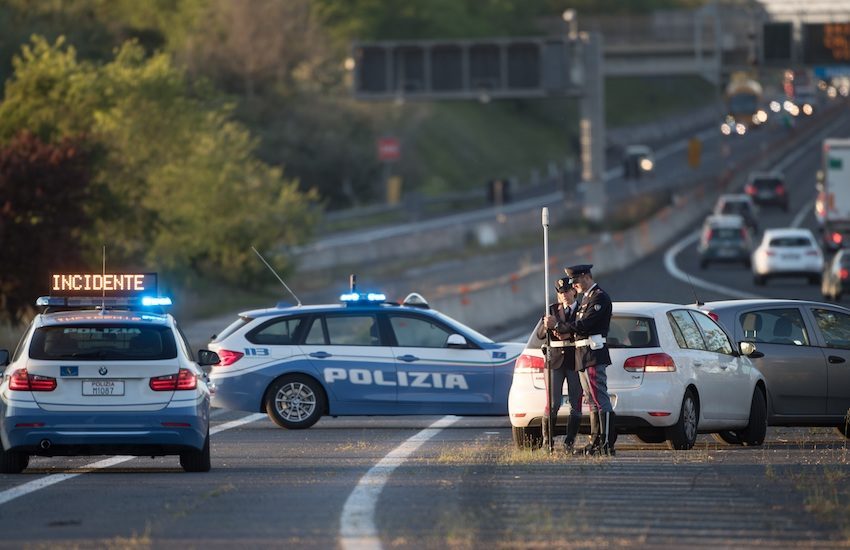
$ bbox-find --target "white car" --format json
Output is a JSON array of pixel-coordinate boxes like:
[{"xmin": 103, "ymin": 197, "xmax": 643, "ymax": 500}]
[
  {"xmin": 508, "ymin": 302, "xmax": 767, "ymax": 450},
  {"xmin": 752, "ymin": 228, "xmax": 824, "ymax": 286}
]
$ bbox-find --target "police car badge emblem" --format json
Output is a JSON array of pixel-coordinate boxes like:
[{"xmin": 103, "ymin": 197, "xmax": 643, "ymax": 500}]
[{"xmin": 98, "ymin": 366, "xmax": 108, "ymax": 376}]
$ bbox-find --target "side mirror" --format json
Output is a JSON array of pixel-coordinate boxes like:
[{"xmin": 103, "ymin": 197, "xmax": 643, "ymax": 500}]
[
  {"xmin": 446, "ymin": 334, "xmax": 469, "ymax": 349},
  {"xmin": 739, "ymin": 341, "xmax": 764, "ymax": 359},
  {"xmin": 197, "ymin": 349, "xmax": 221, "ymax": 367},
  {"xmin": 0, "ymin": 349, "xmax": 8, "ymax": 367}
]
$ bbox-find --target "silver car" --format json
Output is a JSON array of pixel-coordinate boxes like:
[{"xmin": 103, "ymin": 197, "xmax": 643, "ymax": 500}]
[{"xmin": 701, "ymin": 299, "xmax": 850, "ymax": 441}]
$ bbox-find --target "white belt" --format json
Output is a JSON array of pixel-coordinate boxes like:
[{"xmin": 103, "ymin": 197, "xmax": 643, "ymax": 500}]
[
  {"xmin": 574, "ymin": 336, "xmax": 606, "ymax": 348},
  {"xmin": 549, "ymin": 340, "xmax": 574, "ymax": 348}
]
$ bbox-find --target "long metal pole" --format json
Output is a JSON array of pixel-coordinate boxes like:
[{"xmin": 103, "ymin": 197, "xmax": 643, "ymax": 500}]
[{"xmin": 542, "ymin": 207, "xmax": 554, "ymax": 453}]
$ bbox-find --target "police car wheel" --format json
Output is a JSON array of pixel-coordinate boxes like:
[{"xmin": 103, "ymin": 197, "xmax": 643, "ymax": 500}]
[
  {"xmin": 0, "ymin": 446, "xmax": 28, "ymax": 474},
  {"xmin": 666, "ymin": 389, "xmax": 698, "ymax": 450},
  {"xmin": 512, "ymin": 426, "xmax": 543, "ymax": 449},
  {"xmin": 265, "ymin": 375, "xmax": 325, "ymax": 429},
  {"xmin": 180, "ymin": 431, "xmax": 211, "ymax": 472}
]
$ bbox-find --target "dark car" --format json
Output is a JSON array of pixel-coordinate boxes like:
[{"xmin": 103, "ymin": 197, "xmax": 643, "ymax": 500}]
[
  {"xmin": 822, "ymin": 249, "xmax": 850, "ymax": 301},
  {"xmin": 697, "ymin": 214, "xmax": 753, "ymax": 269},
  {"xmin": 744, "ymin": 172, "xmax": 789, "ymax": 211},
  {"xmin": 713, "ymin": 194, "xmax": 759, "ymax": 235},
  {"xmin": 701, "ymin": 299, "xmax": 850, "ymax": 440}
]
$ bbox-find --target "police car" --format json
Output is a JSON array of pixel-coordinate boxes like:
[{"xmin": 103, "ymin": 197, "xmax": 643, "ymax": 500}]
[
  {"xmin": 0, "ymin": 273, "xmax": 218, "ymax": 473},
  {"xmin": 207, "ymin": 289, "xmax": 525, "ymax": 428}
]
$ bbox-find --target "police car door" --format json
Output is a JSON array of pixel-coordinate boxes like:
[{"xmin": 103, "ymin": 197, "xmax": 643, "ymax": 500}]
[
  {"xmin": 299, "ymin": 313, "xmax": 397, "ymax": 406},
  {"xmin": 384, "ymin": 313, "xmax": 496, "ymax": 413}
]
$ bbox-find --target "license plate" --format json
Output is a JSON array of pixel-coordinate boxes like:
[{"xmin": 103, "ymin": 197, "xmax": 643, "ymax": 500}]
[
  {"xmin": 717, "ymin": 248, "xmax": 737, "ymax": 257},
  {"xmin": 82, "ymin": 380, "xmax": 125, "ymax": 396},
  {"xmin": 781, "ymin": 254, "xmax": 800, "ymax": 260}
]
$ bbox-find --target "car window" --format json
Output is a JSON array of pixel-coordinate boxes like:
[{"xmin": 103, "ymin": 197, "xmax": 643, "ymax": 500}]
[
  {"xmin": 753, "ymin": 178, "xmax": 781, "ymax": 188},
  {"xmin": 667, "ymin": 310, "xmax": 707, "ymax": 350},
  {"xmin": 739, "ymin": 309, "xmax": 809, "ymax": 346},
  {"xmin": 811, "ymin": 308, "xmax": 850, "ymax": 350},
  {"xmin": 320, "ymin": 315, "xmax": 379, "ymax": 346},
  {"xmin": 608, "ymin": 316, "xmax": 657, "ymax": 348},
  {"xmin": 247, "ymin": 316, "xmax": 306, "ymax": 345},
  {"xmin": 691, "ymin": 312, "xmax": 734, "ymax": 354},
  {"xmin": 211, "ymin": 316, "xmax": 253, "ymax": 343},
  {"xmin": 29, "ymin": 324, "xmax": 178, "ymax": 360},
  {"xmin": 388, "ymin": 315, "xmax": 454, "ymax": 348},
  {"xmin": 768, "ymin": 236, "xmax": 814, "ymax": 247},
  {"xmin": 721, "ymin": 202, "xmax": 750, "ymax": 215},
  {"xmin": 711, "ymin": 227, "xmax": 743, "ymax": 241},
  {"xmin": 11, "ymin": 322, "xmax": 35, "ymax": 362},
  {"xmin": 304, "ymin": 317, "xmax": 326, "ymax": 345}
]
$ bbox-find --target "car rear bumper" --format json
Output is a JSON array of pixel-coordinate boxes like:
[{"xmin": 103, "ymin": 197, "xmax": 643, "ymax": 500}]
[{"xmin": 1, "ymin": 404, "xmax": 209, "ymax": 455}]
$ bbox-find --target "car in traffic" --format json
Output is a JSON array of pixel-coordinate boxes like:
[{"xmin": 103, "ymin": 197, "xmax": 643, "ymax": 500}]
[
  {"xmin": 751, "ymin": 228, "xmax": 824, "ymax": 286},
  {"xmin": 701, "ymin": 299, "xmax": 850, "ymax": 439},
  {"xmin": 697, "ymin": 214, "xmax": 753, "ymax": 269},
  {"xmin": 207, "ymin": 288, "xmax": 525, "ymax": 429},
  {"xmin": 713, "ymin": 194, "xmax": 759, "ymax": 235},
  {"xmin": 0, "ymin": 273, "xmax": 218, "ymax": 473},
  {"xmin": 744, "ymin": 171, "xmax": 789, "ymax": 212},
  {"xmin": 622, "ymin": 144, "xmax": 655, "ymax": 179},
  {"xmin": 508, "ymin": 302, "xmax": 767, "ymax": 451},
  {"xmin": 822, "ymin": 249, "xmax": 850, "ymax": 301}
]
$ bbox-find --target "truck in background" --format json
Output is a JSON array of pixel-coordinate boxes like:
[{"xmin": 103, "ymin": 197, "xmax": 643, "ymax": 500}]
[
  {"xmin": 721, "ymin": 72, "xmax": 767, "ymax": 136},
  {"xmin": 818, "ymin": 138, "xmax": 850, "ymax": 252}
]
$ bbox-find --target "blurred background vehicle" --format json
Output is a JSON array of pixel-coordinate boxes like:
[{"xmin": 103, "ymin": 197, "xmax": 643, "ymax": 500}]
[
  {"xmin": 697, "ymin": 214, "xmax": 753, "ymax": 269},
  {"xmin": 752, "ymin": 228, "xmax": 824, "ymax": 286},
  {"xmin": 622, "ymin": 144, "xmax": 655, "ymax": 180},
  {"xmin": 821, "ymin": 249, "xmax": 850, "ymax": 301},
  {"xmin": 721, "ymin": 72, "xmax": 767, "ymax": 136},
  {"xmin": 744, "ymin": 171, "xmax": 789, "ymax": 211},
  {"xmin": 818, "ymin": 138, "xmax": 850, "ymax": 252},
  {"xmin": 713, "ymin": 193, "xmax": 760, "ymax": 234}
]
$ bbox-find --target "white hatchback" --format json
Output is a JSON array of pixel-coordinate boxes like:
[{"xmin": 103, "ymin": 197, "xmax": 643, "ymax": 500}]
[
  {"xmin": 752, "ymin": 228, "xmax": 824, "ymax": 286},
  {"xmin": 508, "ymin": 302, "xmax": 767, "ymax": 450}
]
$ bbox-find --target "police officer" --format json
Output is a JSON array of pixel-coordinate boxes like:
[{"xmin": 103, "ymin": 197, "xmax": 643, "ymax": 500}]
[
  {"xmin": 546, "ymin": 264, "xmax": 616, "ymax": 456},
  {"xmin": 538, "ymin": 277, "xmax": 584, "ymax": 453}
]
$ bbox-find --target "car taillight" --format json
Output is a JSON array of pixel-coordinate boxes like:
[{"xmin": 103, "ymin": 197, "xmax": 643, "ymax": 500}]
[
  {"xmin": 8, "ymin": 369, "xmax": 57, "ymax": 391},
  {"xmin": 216, "ymin": 349, "xmax": 244, "ymax": 366},
  {"xmin": 841, "ymin": 268, "xmax": 849, "ymax": 280},
  {"xmin": 150, "ymin": 368, "xmax": 197, "ymax": 391},
  {"xmin": 832, "ymin": 232, "xmax": 843, "ymax": 245},
  {"xmin": 514, "ymin": 353, "xmax": 545, "ymax": 373},
  {"xmin": 623, "ymin": 353, "xmax": 676, "ymax": 373},
  {"xmin": 775, "ymin": 185, "xmax": 785, "ymax": 195},
  {"xmin": 704, "ymin": 229, "xmax": 713, "ymax": 241},
  {"xmin": 744, "ymin": 184, "xmax": 756, "ymax": 195}
]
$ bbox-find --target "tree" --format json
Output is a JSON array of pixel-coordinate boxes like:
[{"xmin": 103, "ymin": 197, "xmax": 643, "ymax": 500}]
[
  {"xmin": 0, "ymin": 131, "xmax": 93, "ymax": 323},
  {"xmin": 0, "ymin": 36, "xmax": 319, "ymax": 293}
]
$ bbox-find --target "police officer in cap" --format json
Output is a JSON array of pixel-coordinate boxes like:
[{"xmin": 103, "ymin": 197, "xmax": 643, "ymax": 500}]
[
  {"xmin": 545, "ymin": 264, "xmax": 616, "ymax": 456},
  {"xmin": 537, "ymin": 277, "xmax": 584, "ymax": 453}
]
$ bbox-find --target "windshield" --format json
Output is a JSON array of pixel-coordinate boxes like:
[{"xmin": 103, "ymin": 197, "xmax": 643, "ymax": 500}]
[
  {"xmin": 30, "ymin": 324, "xmax": 178, "ymax": 360},
  {"xmin": 769, "ymin": 237, "xmax": 813, "ymax": 247}
]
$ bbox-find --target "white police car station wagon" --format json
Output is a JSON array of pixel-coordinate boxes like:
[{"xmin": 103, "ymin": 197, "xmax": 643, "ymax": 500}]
[
  {"xmin": 0, "ymin": 273, "xmax": 219, "ymax": 473},
  {"xmin": 208, "ymin": 290, "xmax": 525, "ymax": 428}
]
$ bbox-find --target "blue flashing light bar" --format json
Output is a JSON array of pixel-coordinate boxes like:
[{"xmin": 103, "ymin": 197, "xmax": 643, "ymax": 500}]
[
  {"xmin": 339, "ymin": 292, "xmax": 387, "ymax": 303},
  {"xmin": 141, "ymin": 296, "xmax": 173, "ymax": 307},
  {"xmin": 36, "ymin": 296, "xmax": 173, "ymax": 308}
]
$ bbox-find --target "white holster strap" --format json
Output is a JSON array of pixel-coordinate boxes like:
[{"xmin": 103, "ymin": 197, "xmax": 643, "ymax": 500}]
[
  {"xmin": 549, "ymin": 340, "xmax": 575, "ymax": 348},
  {"xmin": 575, "ymin": 335, "xmax": 606, "ymax": 349}
]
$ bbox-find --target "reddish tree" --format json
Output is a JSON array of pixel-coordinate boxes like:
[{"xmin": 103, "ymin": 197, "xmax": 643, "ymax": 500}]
[{"xmin": 0, "ymin": 131, "xmax": 93, "ymax": 324}]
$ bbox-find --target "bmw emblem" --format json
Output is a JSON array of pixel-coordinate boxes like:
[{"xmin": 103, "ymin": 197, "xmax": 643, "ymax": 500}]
[{"xmin": 98, "ymin": 367, "xmax": 108, "ymax": 376}]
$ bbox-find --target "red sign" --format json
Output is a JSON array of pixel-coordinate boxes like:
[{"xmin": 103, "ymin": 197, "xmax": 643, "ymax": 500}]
[{"xmin": 377, "ymin": 137, "xmax": 400, "ymax": 161}]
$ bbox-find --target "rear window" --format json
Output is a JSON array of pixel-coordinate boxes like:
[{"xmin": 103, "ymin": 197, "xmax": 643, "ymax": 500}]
[
  {"xmin": 720, "ymin": 201, "xmax": 750, "ymax": 215},
  {"xmin": 753, "ymin": 178, "xmax": 782, "ymax": 188},
  {"xmin": 30, "ymin": 324, "xmax": 178, "ymax": 360},
  {"xmin": 525, "ymin": 316, "xmax": 658, "ymax": 349},
  {"xmin": 769, "ymin": 236, "xmax": 813, "ymax": 247},
  {"xmin": 710, "ymin": 227, "xmax": 743, "ymax": 240},
  {"xmin": 211, "ymin": 316, "xmax": 253, "ymax": 343}
]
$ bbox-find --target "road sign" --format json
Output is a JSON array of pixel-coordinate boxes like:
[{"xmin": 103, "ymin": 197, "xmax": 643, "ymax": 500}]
[
  {"xmin": 377, "ymin": 137, "xmax": 400, "ymax": 162},
  {"xmin": 804, "ymin": 23, "xmax": 850, "ymax": 65}
]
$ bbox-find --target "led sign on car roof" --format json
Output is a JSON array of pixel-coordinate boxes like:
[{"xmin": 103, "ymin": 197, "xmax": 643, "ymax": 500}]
[{"xmin": 50, "ymin": 273, "xmax": 157, "ymax": 297}]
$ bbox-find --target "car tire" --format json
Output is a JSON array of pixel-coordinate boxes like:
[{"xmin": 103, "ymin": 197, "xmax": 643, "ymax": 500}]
[
  {"xmin": 512, "ymin": 425, "xmax": 543, "ymax": 449},
  {"xmin": 633, "ymin": 430, "xmax": 666, "ymax": 444},
  {"xmin": 265, "ymin": 374, "xmax": 326, "ymax": 429},
  {"xmin": 0, "ymin": 444, "xmax": 29, "ymax": 474},
  {"xmin": 736, "ymin": 388, "xmax": 767, "ymax": 447},
  {"xmin": 666, "ymin": 389, "xmax": 698, "ymax": 450},
  {"xmin": 712, "ymin": 431, "xmax": 742, "ymax": 445},
  {"xmin": 180, "ymin": 431, "xmax": 211, "ymax": 472}
]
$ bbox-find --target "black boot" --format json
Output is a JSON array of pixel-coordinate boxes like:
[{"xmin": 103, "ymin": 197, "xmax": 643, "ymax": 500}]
[
  {"xmin": 563, "ymin": 415, "xmax": 580, "ymax": 453},
  {"xmin": 576, "ymin": 410, "xmax": 599, "ymax": 456},
  {"xmin": 599, "ymin": 411, "xmax": 617, "ymax": 456}
]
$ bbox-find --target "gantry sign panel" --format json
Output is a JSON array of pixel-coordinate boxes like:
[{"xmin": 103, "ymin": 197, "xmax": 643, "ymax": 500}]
[
  {"xmin": 762, "ymin": 22, "xmax": 793, "ymax": 65},
  {"xmin": 804, "ymin": 23, "xmax": 850, "ymax": 65},
  {"xmin": 353, "ymin": 37, "xmax": 580, "ymax": 100}
]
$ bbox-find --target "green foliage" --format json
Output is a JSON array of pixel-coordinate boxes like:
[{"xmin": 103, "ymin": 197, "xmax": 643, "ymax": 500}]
[
  {"xmin": 0, "ymin": 131, "xmax": 94, "ymax": 322},
  {"xmin": 0, "ymin": 36, "xmax": 318, "ymax": 294}
]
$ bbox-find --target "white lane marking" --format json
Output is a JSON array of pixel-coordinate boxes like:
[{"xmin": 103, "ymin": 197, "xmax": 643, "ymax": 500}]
[
  {"xmin": 0, "ymin": 412, "xmax": 266, "ymax": 506},
  {"xmin": 339, "ymin": 415, "xmax": 460, "ymax": 550},
  {"xmin": 665, "ymin": 113, "xmax": 848, "ymax": 296}
]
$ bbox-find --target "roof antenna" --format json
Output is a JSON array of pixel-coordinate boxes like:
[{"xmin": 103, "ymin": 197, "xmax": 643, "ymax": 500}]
[
  {"xmin": 251, "ymin": 246, "xmax": 302, "ymax": 307},
  {"xmin": 686, "ymin": 272, "xmax": 703, "ymax": 307},
  {"xmin": 349, "ymin": 274, "xmax": 356, "ymax": 293},
  {"xmin": 101, "ymin": 245, "xmax": 107, "ymax": 313}
]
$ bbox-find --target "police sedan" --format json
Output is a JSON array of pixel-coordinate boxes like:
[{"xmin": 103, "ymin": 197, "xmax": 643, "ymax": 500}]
[
  {"xmin": 207, "ymin": 291, "xmax": 525, "ymax": 429},
  {"xmin": 508, "ymin": 302, "xmax": 767, "ymax": 450},
  {"xmin": 0, "ymin": 273, "xmax": 219, "ymax": 473}
]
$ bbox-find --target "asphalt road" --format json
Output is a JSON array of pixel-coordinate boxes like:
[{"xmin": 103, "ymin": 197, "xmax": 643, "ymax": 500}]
[{"xmin": 1, "ymin": 109, "xmax": 849, "ymax": 548}]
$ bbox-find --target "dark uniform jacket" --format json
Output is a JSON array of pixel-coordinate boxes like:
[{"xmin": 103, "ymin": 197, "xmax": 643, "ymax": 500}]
[
  {"xmin": 554, "ymin": 284, "xmax": 612, "ymax": 370},
  {"xmin": 537, "ymin": 302, "xmax": 577, "ymax": 371}
]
